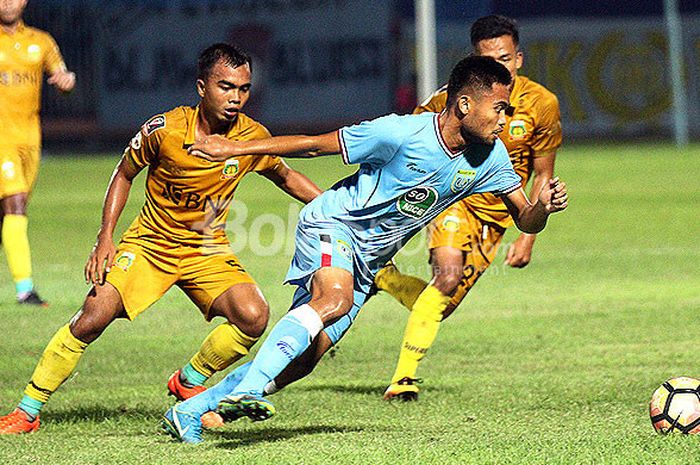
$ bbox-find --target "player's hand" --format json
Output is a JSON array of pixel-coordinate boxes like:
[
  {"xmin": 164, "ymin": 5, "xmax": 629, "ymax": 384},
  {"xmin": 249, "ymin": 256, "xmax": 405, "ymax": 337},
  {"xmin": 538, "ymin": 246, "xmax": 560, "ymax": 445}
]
[
  {"xmin": 538, "ymin": 177, "xmax": 568, "ymax": 214},
  {"xmin": 47, "ymin": 70, "xmax": 76, "ymax": 93},
  {"xmin": 504, "ymin": 233, "xmax": 536, "ymax": 268},
  {"xmin": 84, "ymin": 234, "xmax": 116, "ymax": 286},
  {"xmin": 188, "ymin": 135, "xmax": 239, "ymax": 162}
]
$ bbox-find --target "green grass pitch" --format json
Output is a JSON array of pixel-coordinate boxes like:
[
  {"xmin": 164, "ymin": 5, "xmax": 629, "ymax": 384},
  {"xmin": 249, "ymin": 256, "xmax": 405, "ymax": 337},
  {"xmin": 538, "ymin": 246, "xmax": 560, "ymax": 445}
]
[{"xmin": 0, "ymin": 143, "xmax": 699, "ymax": 464}]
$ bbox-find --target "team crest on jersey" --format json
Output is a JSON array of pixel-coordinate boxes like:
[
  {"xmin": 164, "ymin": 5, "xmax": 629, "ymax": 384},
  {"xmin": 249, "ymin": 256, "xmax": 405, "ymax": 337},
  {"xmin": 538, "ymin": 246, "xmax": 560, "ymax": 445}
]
[
  {"xmin": 509, "ymin": 120, "xmax": 527, "ymax": 140},
  {"xmin": 221, "ymin": 159, "xmax": 240, "ymax": 179},
  {"xmin": 143, "ymin": 115, "xmax": 166, "ymax": 136},
  {"xmin": 396, "ymin": 186, "xmax": 438, "ymax": 219},
  {"xmin": 441, "ymin": 215, "xmax": 461, "ymax": 233},
  {"xmin": 336, "ymin": 239, "xmax": 352, "ymax": 261},
  {"xmin": 27, "ymin": 44, "xmax": 41, "ymax": 62},
  {"xmin": 113, "ymin": 252, "xmax": 135, "ymax": 271},
  {"xmin": 1, "ymin": 161, "xmax": 16, "ymax": 180},
  {"xmin": 450, "ymin": 169, "xmax": 476, "ymax": 193}
]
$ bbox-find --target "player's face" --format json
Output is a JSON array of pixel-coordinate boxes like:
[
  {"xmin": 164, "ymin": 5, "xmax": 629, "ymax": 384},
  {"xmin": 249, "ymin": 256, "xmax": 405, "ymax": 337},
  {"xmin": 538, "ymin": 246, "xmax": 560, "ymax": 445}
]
[
  {"xmin": 0, "ymin": 0, "xmax": 27, "ymax": 26},
  {"xmin": 458, "ymin": 82, "xmax": 510, "ymax": 145},
  {"xmin": 474, "ymin": 35, "xmax": 523, "ymax": 81},
  {"xmin": 197, "ymin": 60, "xmax": 252, "ymax": 124}
]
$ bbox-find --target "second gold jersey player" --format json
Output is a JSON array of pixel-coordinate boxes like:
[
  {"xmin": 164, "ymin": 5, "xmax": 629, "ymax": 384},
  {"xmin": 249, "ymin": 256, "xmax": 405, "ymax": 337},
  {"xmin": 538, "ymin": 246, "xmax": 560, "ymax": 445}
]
[
  {"xmin": 0, "ymin": 43, "xmax": 321, "ymax": 434},
  {"xmin": 376, "ymin": 15, "xmax": 563, "ymax": 401}
]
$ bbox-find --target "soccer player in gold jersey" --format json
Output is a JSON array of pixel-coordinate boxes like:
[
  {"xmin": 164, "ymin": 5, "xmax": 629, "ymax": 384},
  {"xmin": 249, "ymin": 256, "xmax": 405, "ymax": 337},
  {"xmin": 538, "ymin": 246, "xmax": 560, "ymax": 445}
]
[
  {"xmin": 0, "ymin": 0, "xmax": 76, "ymax": 306},
  {"xmin": 376, "ymin": 15, "xmax": 563, "ymax": 400},
  {"xmin": 0, "ymin": 43, "xmax": 321, "ymax": 434}
]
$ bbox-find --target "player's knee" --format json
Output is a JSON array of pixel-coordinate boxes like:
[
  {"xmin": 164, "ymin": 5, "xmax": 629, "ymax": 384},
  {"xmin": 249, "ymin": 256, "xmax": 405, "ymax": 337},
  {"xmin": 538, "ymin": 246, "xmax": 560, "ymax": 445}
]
[
  {"xmin": 70, "ymin": 286, "xmax": 124, "ymax": 343},
  {"xmin": 68, "ymin": 306, "xmax": 110, "ymax": 343},
  {"xmin": 234, "ymin": 301, "xmax": 269, "ymax": 338},
  {"xmin": 310, "ymin": 291, "xmax": 353, "ymax": 323},
  {"xmin": 432, "ymin": 270, "xmax": 461, "ymax": 295}
]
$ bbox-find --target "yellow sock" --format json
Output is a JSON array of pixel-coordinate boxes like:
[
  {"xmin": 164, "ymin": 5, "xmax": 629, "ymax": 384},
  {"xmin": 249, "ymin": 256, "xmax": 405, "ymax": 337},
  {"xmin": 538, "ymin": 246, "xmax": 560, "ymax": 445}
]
[
  {"xmin": 374, "ymin": 263, "xmax": 428, "ymax": 310},
  {"xmin": 2, "ymin": 214, "xmax": 32, "ymax": 286},
  {"xmin": 188, "ymin": 323, "xmax": 258, "ymax": 378},
  {"xmin": 24, "ymin": 325, "xmax": 89, "ymax": 403},
  {"xmin": 390, "ymin": 284, "xmax": 450, "ymax": 383}
]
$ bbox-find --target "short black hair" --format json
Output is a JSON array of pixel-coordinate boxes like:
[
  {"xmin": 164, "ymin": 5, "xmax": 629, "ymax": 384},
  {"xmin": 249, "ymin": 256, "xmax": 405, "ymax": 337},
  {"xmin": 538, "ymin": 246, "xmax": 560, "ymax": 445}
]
[
  {"xmin": 198, "ymin": 43, "xmax": 251, "ymax": 81},
  {"xmin": 446, "ymin": 55, "xmax": 512, "ymax": 107},
  {"xmin": 470, "ymin": 15, "xmax": 520, "ymax": 48}
]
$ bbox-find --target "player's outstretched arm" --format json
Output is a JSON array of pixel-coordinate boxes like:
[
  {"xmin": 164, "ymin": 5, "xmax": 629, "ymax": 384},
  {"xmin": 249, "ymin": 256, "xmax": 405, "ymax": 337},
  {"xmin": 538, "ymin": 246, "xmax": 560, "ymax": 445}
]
[
  {"xmin": 47, "ymin": 69, "xmax": 76, "ymax": 93},
  {"xmin": 188, "ymin": 131, "xmax": 341, "ymax": 162},
  {"xmin": 502, "ymin": 178, "xmax": 568, "ymax": 234},
  {"xmin": 84, "ymin": 157, "xmax": 141, "ymax": 286},
  {"xmin": 261, "ymin": 161, "xmax": 322, "ymax": 204},
  {"xmin": 505, "ymin": 150, "xmax": 557, "ymax": 267}
]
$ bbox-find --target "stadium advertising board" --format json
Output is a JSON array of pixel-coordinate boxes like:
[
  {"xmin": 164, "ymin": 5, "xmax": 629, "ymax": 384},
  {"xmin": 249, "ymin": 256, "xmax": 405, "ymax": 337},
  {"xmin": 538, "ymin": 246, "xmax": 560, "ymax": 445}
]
[
  {"xmin": 97, "ymin": 1, "xmax": 393, "ymax": 131},
  {"xmin": 406, "ymin": 15, "xmax": 700, "ymax": 138}
]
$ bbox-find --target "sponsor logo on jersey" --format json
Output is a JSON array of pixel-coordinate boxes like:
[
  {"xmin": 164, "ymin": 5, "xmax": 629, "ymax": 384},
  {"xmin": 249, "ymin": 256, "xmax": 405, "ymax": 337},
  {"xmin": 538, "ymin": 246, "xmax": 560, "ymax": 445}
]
[
  {"xmin": 143, "ymin": 115, "xmax": 166, "ymax": 136},
  {"xmin": 396, "ymin": 186, "xmax": 438, "ymax": 219},
  {"xmin": 113, "ymin": 252, "xmax": 135, "ymax": 271},
  {"xmin": 161, "ymin": 181, "xmax": 233, "ymax": 214},
  {"xmin": 406, "ymin": 162, "xmax": 427, "ymax": 174},
  {"xmin": 509, "ymin": 120, "xmax": 527, "ymax": 140},
  {"xmin": 441, "ymin": 215, "xmax": 461, "ymax": 232},
  {"xmin": 221, "ymin": 159, "xmax": 239, "ymax": 179},
  {"xmin": 450, "ymin": 169, "xmax": 476, "ymax": 193}
]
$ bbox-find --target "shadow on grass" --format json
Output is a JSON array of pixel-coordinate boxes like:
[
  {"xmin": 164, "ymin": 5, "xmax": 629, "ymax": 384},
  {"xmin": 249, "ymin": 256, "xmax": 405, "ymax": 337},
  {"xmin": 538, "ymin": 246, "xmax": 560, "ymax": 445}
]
[
  {"xmin": 297, "ymin": 384, "xmax": 384, "ymax": 396},
  {"xmin": 212, "ymin": 424, "xmax": 364, "ymax": 448},
  {"xmin": 296, "ymin": 383, "xmax": 458, "ymax": 396},
  {"xmin": 46, "ymin": 404, "xmax": 164, "ymax": 424}
]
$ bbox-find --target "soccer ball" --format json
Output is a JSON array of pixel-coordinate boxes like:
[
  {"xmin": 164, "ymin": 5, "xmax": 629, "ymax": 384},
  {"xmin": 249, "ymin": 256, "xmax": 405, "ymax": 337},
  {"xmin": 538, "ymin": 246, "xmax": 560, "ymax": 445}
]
[{"xmin": 649, "ymin": 376, "xmax": 700, "ymax": 434}]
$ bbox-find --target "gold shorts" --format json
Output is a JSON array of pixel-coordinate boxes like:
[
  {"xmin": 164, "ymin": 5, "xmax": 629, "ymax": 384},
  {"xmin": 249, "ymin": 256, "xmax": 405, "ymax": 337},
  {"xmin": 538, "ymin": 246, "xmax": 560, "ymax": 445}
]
[
  {"xmin": 0, "ymin": 144, "xmax": 40, "ymax": 199},
  {"xmin": 428, "ymin": 201, "xmax": 506, "ymax": 310},
  {"xmin": 105, "ymin": 238, "xmax": 256, "ymax": 320}
]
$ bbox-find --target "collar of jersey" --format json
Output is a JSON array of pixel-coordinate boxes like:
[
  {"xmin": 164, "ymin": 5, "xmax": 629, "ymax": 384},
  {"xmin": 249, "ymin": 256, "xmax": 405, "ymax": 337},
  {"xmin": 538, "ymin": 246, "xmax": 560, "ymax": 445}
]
[
  {"xmin": 183, "ymin": 106, "xmax": 200, "ymax": 146},
  {"xmin": 1, "ymin": 21, "xmax": 25, "ymax": 36},
  {"xmin": 184, "ymin": 105, "xmax": 241, "ymax": 145},
  {"xmin": 434, "ymin": 112, "xmax": 466, "ymax": 159}
]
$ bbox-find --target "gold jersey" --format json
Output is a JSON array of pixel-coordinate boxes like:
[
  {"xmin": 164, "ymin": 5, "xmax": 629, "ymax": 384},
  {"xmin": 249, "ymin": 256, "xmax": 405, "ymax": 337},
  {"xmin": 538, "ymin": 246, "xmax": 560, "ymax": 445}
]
[
  {"xmin": 415, "ymin": 75, "xmax": 562, "ymax": 227},
  {"xmin": 0, "ymin": 22, "xmax": 66, "ymax": 145},
  {"xmin": 122, "ymin": 106, "xmax": 283, "ymax": 248}
]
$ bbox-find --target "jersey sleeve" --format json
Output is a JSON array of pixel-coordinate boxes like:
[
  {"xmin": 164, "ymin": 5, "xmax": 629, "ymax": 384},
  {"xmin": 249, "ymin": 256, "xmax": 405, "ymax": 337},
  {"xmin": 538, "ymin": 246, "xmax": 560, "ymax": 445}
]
[
  {"xmin": 123, "ymin": 114, "xmax": 166, "ymax": 170},
  {"xmin": 41, "ymin": 33, "xmax": 67, "ymax": 75},
  {"xmin": 531, "ymin": 92, "xmax": 563, "ymax": 155},
  {"xmin": 413, "ymin": 86, "xmax": 447, "ymax": 115},
  {"xmin": 476, "ymin": 142, "xmax": 522, "ymax": 197},
  {"xmin": 338, "ymin": 114, "xmax": 404, "ymax": 168}
]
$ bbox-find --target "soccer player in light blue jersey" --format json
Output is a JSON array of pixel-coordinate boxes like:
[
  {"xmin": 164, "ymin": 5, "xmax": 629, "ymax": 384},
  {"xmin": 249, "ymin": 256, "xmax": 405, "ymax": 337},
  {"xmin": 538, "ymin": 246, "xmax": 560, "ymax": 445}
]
[{"xmin": 162, "ymin": 55, "xmax": 568, "ymax": 443}]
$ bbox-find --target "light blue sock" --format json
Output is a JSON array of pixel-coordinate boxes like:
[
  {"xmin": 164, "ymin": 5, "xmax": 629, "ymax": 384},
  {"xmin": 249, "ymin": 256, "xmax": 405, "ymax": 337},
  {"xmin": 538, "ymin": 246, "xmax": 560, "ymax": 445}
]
[
  {"xmin": 16, "ymin": 278, "xmax": 33, "ymax": 296},
  {"xmin": 181, "ymin": 362, "xmax": 208, "ymax": 386},
  {"xmin": 180, "ymin": 362, "xmax": 252, "ymax": 416},
  {"xmin": 232, "ymin": 305, "xmax": 323, "ymax": 397},
  {"xmin": 18, "ymin": 395, "xmax": 44, "ymax": 418}
]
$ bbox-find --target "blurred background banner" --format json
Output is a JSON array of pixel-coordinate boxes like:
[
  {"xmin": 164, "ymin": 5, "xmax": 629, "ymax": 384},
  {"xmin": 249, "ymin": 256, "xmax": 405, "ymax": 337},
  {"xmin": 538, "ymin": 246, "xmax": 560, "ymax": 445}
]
[
  {"xmin": 24, "ymin": 0, "xmax": 700, "ymax": 145},
  {"xmin": 94, "ymin": 0, "xmax": 394, "ymax": 132},
  {"xmin": 401, "ymin": 15, "xmax": 700, "ymax": 138}
]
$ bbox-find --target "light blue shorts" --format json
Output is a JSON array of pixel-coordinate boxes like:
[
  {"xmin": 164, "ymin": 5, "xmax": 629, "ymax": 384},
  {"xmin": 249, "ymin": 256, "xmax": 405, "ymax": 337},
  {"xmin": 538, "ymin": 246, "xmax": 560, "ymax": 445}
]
[{"xmin": 285, "ymin": 222, "xmax": 371, "ymax": 345}]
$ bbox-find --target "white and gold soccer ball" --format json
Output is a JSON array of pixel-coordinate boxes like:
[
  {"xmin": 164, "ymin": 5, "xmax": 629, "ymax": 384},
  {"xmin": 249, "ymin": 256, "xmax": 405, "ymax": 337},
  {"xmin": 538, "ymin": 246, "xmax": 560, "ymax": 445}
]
[{"xmin": 650, "ymin": 376, "xmax": 700, "ymax": 434}]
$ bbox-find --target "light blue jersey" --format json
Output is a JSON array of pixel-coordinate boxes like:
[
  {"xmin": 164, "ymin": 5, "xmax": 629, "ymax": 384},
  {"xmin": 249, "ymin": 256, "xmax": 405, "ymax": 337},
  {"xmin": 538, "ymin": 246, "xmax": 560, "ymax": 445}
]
[{"xmin": 286, "ymin": 112, "xmax": 521, "ymax": 296}]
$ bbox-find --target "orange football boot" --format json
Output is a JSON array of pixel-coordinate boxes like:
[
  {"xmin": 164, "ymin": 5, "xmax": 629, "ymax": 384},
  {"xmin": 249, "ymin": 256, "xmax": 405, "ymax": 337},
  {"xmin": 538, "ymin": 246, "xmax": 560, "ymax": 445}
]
[
  {"xmin": 167, "ymin": 370, "xmax": 224, "ymax": 428},
  {"xmin": 0, "ymin": 409, "xmax": 40, "ymax": 434}
]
